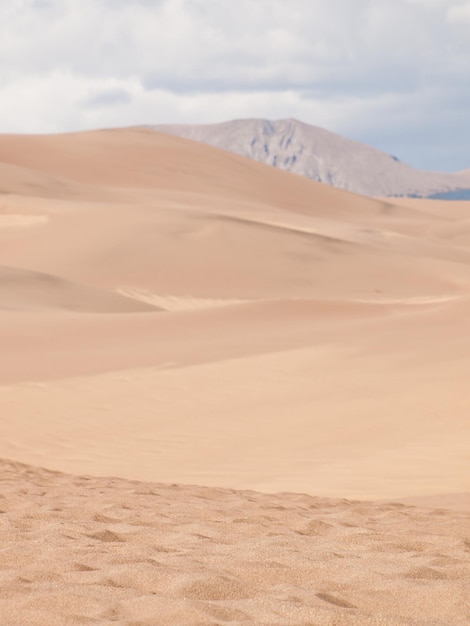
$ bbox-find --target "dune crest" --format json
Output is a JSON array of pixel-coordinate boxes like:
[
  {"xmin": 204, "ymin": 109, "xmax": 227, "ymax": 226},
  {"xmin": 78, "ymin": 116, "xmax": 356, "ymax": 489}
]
[{"xmin": 0, "ymin": 266, "xmax": 158, "ymax": 313}]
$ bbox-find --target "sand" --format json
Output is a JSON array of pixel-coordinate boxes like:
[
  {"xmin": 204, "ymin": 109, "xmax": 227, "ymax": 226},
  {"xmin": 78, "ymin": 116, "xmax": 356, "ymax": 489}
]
[
  {"xmin": 0, "ymin": 128, "xmax": 469, "ymax": 624},
  {"xmin": 1, "ymin": 459, "xmax": 469, "ymax": 626}
]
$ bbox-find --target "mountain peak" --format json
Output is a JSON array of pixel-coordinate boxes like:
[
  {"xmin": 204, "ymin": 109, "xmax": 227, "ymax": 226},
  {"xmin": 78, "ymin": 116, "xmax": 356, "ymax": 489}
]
[{"xmin": 150, "ymin": 118, "xmax": 470, "ymax": 198}]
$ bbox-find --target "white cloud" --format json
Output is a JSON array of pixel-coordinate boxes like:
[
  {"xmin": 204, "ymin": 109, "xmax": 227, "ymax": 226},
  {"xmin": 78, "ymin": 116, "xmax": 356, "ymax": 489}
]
[
  {"xmin": 0, "ymin": 0, "xmax": 469, "ymax": 170},
  {"xmin": 447, "ymin": 1, "xmax": 470, "ymax": 21}
]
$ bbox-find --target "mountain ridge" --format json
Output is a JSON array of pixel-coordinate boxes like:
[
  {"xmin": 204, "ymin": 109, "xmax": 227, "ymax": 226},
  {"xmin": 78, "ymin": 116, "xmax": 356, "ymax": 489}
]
[{"xmin": 150, "ymin": 118, "xmax": 470, "ymax": 198}]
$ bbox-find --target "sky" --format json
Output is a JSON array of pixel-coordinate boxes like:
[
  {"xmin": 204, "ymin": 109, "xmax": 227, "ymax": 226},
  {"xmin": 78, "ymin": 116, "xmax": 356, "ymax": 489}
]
[{"xmin": 1, "ymin": 0, "xmax": 469, "ymax": 171}]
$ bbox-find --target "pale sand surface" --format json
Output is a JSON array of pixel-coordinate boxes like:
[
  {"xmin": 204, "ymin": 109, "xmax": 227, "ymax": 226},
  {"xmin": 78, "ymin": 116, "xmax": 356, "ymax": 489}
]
[{"xmin": 0, "ymin": 128, "xmax": 469, "ymax": 623}]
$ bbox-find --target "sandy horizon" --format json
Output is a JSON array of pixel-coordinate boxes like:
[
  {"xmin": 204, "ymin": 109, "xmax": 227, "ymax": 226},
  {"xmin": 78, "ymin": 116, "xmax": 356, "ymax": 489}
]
[{"xmin": 0, "ymin": 127, "xmax": 469, "ymax": 624}]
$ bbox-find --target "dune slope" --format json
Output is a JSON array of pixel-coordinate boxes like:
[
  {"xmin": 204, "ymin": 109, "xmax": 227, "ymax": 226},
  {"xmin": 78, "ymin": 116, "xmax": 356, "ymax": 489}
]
[{"xmin": 0, "ymin": 127, "xmax": 469, "ymax": 496}]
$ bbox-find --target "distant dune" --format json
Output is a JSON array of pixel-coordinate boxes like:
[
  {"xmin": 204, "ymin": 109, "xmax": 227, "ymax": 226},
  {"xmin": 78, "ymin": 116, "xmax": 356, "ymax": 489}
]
[
  {"xmin": 151, "ymin": 118, "xmax": 470, "ymax": 198},
  {"xmin": 0, "ymin": 127, "xmax": 468, "ymax": 624},
  {"xmin": 0, "ymin": 266, "xmax": 158, "ymax": 313}
]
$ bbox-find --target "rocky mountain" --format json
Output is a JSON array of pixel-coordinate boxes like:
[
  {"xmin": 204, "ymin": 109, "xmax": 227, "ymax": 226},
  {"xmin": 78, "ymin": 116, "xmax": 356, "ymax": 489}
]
[{"xmin": 150, "ymin": 118, "xmax": 470, "ymax": 198}]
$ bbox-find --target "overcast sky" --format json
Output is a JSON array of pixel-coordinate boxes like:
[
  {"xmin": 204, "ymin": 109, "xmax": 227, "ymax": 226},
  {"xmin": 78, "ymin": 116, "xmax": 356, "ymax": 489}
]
[{"xmin": 1, "ymin": 0, "xmax": 469, "ymax": 171}]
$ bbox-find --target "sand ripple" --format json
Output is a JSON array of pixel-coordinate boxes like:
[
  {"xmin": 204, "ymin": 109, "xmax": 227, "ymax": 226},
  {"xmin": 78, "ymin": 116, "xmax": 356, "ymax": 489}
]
[
  {"xmin": 0, "ymin": 214, "xmax": 48, "ymax": 228},
  {"xmin": 0, "ymin": 460, "xmax": 468, "ymax": 625}
]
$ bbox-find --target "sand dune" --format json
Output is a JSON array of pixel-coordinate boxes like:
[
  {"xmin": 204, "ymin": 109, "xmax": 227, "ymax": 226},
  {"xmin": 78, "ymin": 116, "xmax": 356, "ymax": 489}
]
[
  {"xmin": 0, "ymin": 128, "xmax": 400, "ymax": 216},
  {"xmin": 0, "ymin": 266, "xmax": 157, "ymax": 313},
  {"xmin": 0, "ymin": 161, "xmax": 74, "ymax": 199},
  {"xmin": 0, "ymin": 214, "xmax": 49, "ymax": 229},
  {"xmin": 0, "ymin": 128, "xmax": 469, "ymax": 624}
]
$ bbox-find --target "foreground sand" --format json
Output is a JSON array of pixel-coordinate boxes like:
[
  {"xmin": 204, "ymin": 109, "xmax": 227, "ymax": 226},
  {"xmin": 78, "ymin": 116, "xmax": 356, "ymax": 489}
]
[
  {"xmin": 0, "ymin": 128, "xmax": 469, "ymax": 623},
  {"xmin": 1, "ymin": 459, "xmax": 469, "ymax": 626}
]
